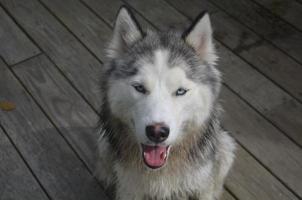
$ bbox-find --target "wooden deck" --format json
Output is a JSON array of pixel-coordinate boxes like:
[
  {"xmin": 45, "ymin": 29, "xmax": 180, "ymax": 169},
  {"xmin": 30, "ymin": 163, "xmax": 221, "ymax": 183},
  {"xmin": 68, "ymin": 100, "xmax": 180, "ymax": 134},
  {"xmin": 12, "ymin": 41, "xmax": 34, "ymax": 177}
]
[{"xmin": 0, "ymin": 0, "xmax": 301, "ymax": 199}]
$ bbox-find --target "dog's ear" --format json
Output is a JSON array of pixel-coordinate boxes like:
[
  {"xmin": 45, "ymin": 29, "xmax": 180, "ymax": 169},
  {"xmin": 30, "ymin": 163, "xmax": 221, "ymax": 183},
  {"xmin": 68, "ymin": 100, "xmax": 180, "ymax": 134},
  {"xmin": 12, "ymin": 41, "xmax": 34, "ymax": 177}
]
[
  {"xmin": 107, "ymin": 6, "xmax": 143, "ymax": 58},
  {"xmin": 183, "ymin": 12, "xmax": 217, "ymax": 64}
]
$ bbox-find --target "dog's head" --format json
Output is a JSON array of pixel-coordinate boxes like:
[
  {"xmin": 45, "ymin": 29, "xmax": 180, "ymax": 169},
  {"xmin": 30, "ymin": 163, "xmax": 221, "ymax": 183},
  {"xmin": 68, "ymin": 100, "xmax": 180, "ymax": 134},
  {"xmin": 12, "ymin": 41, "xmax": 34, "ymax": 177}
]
[{"xmin": 102, "ymin": 7, "xmax": 220, "ymax": 169}]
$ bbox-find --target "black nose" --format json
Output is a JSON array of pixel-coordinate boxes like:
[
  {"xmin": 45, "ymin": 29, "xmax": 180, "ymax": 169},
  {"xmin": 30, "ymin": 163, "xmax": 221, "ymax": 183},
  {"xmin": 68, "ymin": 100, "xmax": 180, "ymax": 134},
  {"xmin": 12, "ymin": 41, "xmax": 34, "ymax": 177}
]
[{"xmin": 146, "ymin": 123, "xmax": 170, "ymax": 143}]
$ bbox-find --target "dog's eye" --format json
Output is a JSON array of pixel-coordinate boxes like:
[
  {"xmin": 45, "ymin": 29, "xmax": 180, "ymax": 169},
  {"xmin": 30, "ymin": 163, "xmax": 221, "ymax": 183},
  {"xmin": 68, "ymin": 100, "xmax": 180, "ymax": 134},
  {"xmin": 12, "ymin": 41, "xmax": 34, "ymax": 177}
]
[
  {"xmin": 132, "ymin": 83, "xmax": 147, "ymax": 94},
  {"xmin": 175, "ymin": 87, "xmax": 189, "ymax": 96}
]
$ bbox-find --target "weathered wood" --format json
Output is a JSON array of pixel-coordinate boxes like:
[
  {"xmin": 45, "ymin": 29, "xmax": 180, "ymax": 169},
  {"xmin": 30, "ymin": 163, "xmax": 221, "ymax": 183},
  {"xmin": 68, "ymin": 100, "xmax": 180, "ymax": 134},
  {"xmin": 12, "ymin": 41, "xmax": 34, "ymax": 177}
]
[
  {"xmin": 206, "ymin": 0, "xmax": 302, "ymax": 63},
  {"xmin": 227, "ymin": 147, "xmax": 298, "ymax": 200},
  {"xmin": 13, "ymin": 54, "xmax": 99, "ymax": 171},
  {"xmin": 217, "ymin": 41, "xmax": 302, "ymax": 147},
  {"xmin": 221, "ymin": 85, "xmax": 302, "ymax": 198},
  {"xmin": 82, "ymin": 0, "xmax": 153, "ymax": 29},
  {"xmin": 0, "ymin": 0, "xmax": 103, "ymax": 110},
  {"xmin": 41, "ymin": 0, "xmax": 153, "ymax": 59},
  {"xmin": 0, "ymin": 59, "xmax": 108, "ymax": 200},
  {"xmin": 167, "ymin": 0, "xmax": 302, "ymax": 104},
  {"xmin": 0, "ymin": 6, "xmax": 40, "ymax": 65},
  {"xmin": 82, "ymin": 0, "xmax": 125, "ymax": 26},
  {"xmin": 0, "ymin": 127, "xmax": 49, "ymax": 200},
  {"xmin": 220, "ymin": 190, "xmax": 236, "ymax": 200},
  {"xmin": 39, "ymin": 0, "xmax": 112, "ymax": 61},
  {"xmin": 125, "ymin": 0, "xmax": 188, "ymax": 30},
  {"xmin": 252, "ymin": 0, "xmax": 302, "ymax": 31},
  {"xmin": 165, "ymin": 0, "xmax": 220, "ymax": 15}
]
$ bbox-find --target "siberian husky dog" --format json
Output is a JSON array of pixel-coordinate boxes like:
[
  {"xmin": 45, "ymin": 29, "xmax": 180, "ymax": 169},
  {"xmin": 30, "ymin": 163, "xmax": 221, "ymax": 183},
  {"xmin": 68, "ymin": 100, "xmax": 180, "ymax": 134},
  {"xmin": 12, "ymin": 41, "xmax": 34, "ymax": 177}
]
[{"xmin": 96, "ymin": 6, "xmax": 236, "ymax": 200}]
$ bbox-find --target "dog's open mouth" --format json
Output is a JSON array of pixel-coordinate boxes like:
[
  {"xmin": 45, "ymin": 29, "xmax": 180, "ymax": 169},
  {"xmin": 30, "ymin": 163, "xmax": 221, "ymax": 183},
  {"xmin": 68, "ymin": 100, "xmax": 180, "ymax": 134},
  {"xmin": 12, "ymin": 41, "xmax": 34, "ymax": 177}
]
[{"xmin": 142, "ymin": 144, "xmax": 170, "ymax": 169}]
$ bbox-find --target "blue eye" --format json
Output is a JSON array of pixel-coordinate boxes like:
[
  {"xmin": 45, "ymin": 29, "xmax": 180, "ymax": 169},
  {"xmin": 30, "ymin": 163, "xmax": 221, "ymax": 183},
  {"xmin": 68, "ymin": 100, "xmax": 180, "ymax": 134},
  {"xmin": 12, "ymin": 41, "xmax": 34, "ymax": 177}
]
[
  {"xmin": 175, "ymin": 87, "xmax": 188, "ymax": 96},
  {"xmin": 132, "ymin": 83, "xmax": 147, "ymax": 94}
]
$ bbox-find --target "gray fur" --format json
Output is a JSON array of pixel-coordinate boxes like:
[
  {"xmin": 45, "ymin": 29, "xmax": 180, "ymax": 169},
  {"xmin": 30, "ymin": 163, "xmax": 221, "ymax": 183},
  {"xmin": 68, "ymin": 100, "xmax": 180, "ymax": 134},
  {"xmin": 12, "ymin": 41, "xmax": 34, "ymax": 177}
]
[
  {"xmin": 106, "ymin": 30, "xmax": 221, "ymax": 97},
  {"xmin": 96, "ymin": 7, "xmax": 235, "ymax": 200}
]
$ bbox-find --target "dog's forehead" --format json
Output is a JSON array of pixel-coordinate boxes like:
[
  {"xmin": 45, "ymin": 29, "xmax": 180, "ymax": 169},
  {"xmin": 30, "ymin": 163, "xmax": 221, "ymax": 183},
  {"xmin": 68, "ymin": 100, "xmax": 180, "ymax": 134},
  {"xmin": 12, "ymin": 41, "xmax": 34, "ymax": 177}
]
[
  {"xmin": 140, "ymin": 49, "xmax": 171, "ymax": 74},
  {"xmin": 137, "ymin": 49, "xmax": 189, "ymax": 84},
  {"xmin": 109, "ymin": 31, "xmax": 193, "ymax": 79}
]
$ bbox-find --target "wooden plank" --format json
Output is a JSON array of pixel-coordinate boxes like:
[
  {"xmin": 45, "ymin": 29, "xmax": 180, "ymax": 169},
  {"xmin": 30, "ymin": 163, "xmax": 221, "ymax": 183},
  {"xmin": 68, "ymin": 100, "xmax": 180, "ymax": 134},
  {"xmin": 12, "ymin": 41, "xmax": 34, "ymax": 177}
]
[
  {"xmin": 220, "ymin": 190, "xmax": 236, "ymax": 200},
  {"xmin": 125, "ymin": 0, "xmax": 188, "ymax": 30},
  {"xmin": 0, "ymin": 127, "xmax": 49, "ymax": 200},
  {"xmin": 0, "ymin": 0, "xmax": 103, "ymax": 110},
  {"xmin": 167, "ymin": 0, "xmax": 302, "ymax": 103},
  {"xmin": 206, "ymin": 0, "xmax": 302, "ymax": 64},
  {"xmin": 40, "ymin": 0, "xmax": 152, "ymax": 60},
  {"xmin": 221, "ymin": 85, "xmax": 302, "ymax": 198},
  {"xmin": 120, "ymin": 0, "xmax": 302, "ymax": 197},
  {"xmin": 164, "ymin": 0, "xmax": 220, "ymax": 15},
  {"xmin": 0, "ymin": 59, "xmax": 108, "ymax": 200},
  {"xmin": 227, "ymin": 147, "xmax": 298, "ymax": 200},
  {"xmin": 0, "ymin": 6, "xmax": 40, "ymax": 65},
  {"xmin": 13, "ymin": 54, "xmax": 99, "ymax": 171},
  {"xmin": 217, "ymin": 41, "xmax": 302, "ymax": 148},
  {"xmin": 252, "ymin": 0, "xmax": 302, "ymax": 31},
  {"xmin": 82, "ymin": 0, "xmax": 153, "ymax": 29},
  {"xmin": 81, "ymin": 0, "xmax": 125, "ymax": 26},
  {"xmin": 39, "ymin": 0, "xmax": 112, "ymax": 61}
]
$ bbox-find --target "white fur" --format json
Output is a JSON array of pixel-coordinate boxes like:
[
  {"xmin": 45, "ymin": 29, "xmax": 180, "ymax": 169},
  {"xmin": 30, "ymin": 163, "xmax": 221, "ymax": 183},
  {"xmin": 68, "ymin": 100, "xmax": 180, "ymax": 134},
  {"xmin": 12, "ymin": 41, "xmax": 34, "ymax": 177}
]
[
  {"xmin": 114, "ymin": 159, "xmax": 213, "ymax": 200},
  {"xmin": 107, "ymin": 7, "xmax": 142, "ymax": 59},
  {"xmin": 108, "ymin": 50, "xmax": 213, "ymax": 146},
  {"xmin": 185, "ymin": 13, "xmax": 218, "ymax": 65}
]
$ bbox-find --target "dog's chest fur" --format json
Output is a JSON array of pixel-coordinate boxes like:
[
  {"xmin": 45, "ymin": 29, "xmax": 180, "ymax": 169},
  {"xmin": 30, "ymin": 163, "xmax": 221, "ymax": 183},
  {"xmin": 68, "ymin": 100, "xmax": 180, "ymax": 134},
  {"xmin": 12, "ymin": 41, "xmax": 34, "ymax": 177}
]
[
  {"xmin": 115, "ymin": 161, "xmax": 214, "ymax": 200},
  {"xmin": 96, "ymin": 137, "xmax": 216, "ymax": 200}
]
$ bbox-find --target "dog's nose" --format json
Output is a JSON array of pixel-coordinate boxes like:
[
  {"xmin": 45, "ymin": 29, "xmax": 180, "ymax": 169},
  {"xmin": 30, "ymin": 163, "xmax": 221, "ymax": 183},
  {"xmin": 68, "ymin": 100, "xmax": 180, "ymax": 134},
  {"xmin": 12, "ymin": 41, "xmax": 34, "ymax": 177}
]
[{"xmin": 146, "ymin": 123, "xmax": 170, "ymax": 143}]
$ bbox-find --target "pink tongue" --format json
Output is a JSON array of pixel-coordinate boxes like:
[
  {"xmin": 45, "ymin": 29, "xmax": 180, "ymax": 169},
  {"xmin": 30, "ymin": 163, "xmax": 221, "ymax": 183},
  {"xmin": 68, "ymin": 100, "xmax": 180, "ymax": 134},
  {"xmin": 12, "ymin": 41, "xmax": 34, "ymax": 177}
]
[{"xmin": 142, "ymin": 145, "xmax": 167, "ymax": 168}]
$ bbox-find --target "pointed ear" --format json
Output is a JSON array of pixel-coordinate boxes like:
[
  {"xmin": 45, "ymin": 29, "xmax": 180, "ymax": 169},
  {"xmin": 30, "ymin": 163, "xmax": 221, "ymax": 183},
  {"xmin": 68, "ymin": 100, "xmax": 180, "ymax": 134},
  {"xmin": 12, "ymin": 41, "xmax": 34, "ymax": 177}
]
[
  {"xmin": 183, "ymin": 12, "xmax": 217, "ymax": 64},
  {"xmin": 107, "ymin": 6, "xmax": 143, "ymax": 58}
]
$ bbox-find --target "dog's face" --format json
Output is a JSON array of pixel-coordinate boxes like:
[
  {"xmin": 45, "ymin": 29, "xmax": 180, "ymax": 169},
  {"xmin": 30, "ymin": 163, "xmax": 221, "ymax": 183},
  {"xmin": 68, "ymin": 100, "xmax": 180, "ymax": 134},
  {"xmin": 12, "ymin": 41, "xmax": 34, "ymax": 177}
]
[{"xmin": 104, "ymin": 7, "xmax": 220, "ymax": 169}]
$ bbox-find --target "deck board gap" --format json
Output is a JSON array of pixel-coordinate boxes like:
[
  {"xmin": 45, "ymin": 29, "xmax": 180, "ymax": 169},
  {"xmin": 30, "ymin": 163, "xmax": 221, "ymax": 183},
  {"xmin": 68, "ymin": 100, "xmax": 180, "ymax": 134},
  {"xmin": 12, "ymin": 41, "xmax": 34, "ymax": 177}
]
[
  {"xmin": 4, "ymin": 55, "xmax": 100, "ymax": 181},
  {"xmin": 37, "ymin": 0, "xmax": 104, "ymax": 65},
  {"xmin": 10, "ymin": 52, "xmax": 43, "ymax": 67},
  {"xmin": 0, "ymin": 124, "xmax": 53, "ymax": 200},
  {"xmin": 248, "ymin": 0, "xmax": 302, "ymax": 32},
  {"xmin": 229, "ymin": 131, "xmax": 302, "ymax": 199},
  {"xmin": 223, "ymin": 83, "xmax": 302, "ymax": 149},
  {"xmin": 0, "ymin": 2, "xmax": 101, "ymax": 115}
]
